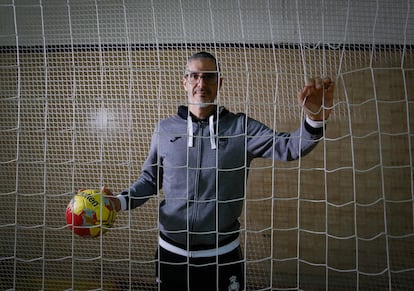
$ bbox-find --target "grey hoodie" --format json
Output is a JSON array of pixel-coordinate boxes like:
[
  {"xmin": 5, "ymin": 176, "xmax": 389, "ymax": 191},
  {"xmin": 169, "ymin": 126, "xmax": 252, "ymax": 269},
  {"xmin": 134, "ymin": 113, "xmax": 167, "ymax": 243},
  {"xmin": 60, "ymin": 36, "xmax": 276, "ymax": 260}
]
[{"xmin": 121, "ymin": 106, "xmax": 323, "ymax": 249}]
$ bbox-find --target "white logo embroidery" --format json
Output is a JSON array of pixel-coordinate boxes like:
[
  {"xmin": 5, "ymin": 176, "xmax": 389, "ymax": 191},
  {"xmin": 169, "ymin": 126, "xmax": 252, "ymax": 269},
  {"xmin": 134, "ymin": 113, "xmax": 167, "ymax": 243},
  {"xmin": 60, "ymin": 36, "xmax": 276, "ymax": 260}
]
[{"xmin": 228, "ymin": 275, "xmax": 240, "ymax": 291}]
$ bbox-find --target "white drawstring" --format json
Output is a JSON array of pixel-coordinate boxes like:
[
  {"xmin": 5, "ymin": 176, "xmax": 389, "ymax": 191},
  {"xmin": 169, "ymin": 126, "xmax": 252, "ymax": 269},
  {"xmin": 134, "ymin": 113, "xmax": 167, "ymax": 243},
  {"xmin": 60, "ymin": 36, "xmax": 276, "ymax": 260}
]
[
  {"xmin": 208, "ymin": 114, "xmax": 216, "ymax": 150},
  {"xmin": 187, "ymin": 116, "xmax": 193, "ymax": 147},
  {"xmin": 187, "ymin": 114, "xmax": 217, "ymax": 150}
]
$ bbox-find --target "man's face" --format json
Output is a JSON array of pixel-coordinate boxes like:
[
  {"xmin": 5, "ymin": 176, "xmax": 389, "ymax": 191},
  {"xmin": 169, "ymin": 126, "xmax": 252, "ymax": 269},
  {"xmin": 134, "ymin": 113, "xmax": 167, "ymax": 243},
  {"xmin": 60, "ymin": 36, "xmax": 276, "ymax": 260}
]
[{"xmin": 183, "ymin": 58, "xmax": 222, "ymax": 108}]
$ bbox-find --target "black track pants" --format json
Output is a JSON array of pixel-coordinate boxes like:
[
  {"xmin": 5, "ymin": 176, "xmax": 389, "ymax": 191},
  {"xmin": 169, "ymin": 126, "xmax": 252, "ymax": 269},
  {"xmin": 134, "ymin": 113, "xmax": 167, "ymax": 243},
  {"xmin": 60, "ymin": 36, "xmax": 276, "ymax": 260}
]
[{"xmin": 155, "ymin": 246, "xmax": 244, "ymax": 291}]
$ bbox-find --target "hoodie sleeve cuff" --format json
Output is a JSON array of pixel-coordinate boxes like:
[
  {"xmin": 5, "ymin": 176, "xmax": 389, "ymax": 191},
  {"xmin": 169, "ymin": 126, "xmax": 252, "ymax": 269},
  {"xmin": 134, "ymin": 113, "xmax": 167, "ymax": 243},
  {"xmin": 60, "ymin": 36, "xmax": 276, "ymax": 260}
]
[
  {"xmin": 305, "ymin": 116, "xmax": 325, "ymax": 128},
  {"xmin": 304, "ymin": 116, "xmax": 325, "ymax": 135},
  {"xmin": 117, "ymin": 194, "xmax": 127, "ymax": 211}
]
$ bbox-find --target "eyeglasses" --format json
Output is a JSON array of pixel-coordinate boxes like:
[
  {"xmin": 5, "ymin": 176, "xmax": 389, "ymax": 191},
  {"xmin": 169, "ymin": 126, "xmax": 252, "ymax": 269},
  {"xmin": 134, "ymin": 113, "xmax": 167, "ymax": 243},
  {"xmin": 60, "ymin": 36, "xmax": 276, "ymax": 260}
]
[{"xmin": 185, "ymin": 71, "xmax": 219, "ymax": 85}]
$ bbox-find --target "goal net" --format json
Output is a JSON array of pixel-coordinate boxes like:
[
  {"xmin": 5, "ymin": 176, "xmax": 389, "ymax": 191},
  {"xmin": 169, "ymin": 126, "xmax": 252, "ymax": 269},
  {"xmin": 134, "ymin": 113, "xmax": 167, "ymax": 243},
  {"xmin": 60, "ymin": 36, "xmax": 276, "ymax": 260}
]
[{"xmin": 0, "ymin": 0, "xmax": 413, "ymax": 290}]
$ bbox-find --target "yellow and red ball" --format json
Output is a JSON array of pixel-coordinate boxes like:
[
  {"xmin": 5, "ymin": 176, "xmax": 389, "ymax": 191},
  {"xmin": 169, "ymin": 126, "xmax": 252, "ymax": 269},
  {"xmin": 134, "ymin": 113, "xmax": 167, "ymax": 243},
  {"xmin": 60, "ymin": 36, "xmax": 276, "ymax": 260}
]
[{"xmin": 66, "ymin": 189, "xmax": 117, "ymax": 237}]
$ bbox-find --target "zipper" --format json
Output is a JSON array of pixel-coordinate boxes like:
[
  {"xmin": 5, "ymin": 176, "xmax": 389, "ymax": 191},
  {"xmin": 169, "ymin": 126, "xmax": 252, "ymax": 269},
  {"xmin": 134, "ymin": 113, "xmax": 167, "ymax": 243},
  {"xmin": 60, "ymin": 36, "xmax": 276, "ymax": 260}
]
[{"xmin": 189, "ymin": 120, "xmax": 206, "ymax": 247}]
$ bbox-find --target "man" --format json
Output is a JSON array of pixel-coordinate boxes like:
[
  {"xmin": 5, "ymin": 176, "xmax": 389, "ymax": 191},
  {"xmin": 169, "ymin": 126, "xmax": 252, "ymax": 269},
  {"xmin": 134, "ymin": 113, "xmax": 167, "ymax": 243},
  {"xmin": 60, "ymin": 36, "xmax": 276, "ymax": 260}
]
[{"xmin": 108, "ymin": 51, "xmax": 334, "ymax": 290}]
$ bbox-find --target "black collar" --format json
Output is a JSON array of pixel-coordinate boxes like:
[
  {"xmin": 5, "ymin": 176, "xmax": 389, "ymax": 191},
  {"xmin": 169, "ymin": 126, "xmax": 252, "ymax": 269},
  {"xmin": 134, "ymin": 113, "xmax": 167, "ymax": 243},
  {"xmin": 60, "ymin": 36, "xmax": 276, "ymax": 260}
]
[{"xmin": 177, "ymin": 105, "xmax": 229, "ymax": 122}]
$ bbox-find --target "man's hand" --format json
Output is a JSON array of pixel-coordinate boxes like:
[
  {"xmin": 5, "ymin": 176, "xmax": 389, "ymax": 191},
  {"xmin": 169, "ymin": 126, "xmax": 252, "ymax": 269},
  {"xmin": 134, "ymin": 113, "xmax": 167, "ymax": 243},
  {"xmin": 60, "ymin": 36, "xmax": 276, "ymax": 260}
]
[
  {"xmin": 298, "ymin": 77, "xmax": 335, "ymax": 121},
  {"xmin": 101, "ymin": 186, "xmax": 121, "ymax": 212}
]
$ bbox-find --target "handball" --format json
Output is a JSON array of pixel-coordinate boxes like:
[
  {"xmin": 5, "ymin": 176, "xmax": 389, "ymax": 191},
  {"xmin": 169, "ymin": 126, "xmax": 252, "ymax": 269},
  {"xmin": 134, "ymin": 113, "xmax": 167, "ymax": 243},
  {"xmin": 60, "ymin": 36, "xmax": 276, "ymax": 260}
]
[{"xmin": 66, "ymin": 189, "xmax": 117, "ymax": 237}]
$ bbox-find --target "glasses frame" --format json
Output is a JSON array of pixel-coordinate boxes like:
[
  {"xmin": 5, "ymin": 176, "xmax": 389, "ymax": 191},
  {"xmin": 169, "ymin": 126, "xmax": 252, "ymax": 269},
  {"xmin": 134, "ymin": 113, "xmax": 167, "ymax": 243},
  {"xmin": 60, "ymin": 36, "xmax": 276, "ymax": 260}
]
[{"xmin": 184, "ymin": 70, "xmax": 220, "ymax": 85}]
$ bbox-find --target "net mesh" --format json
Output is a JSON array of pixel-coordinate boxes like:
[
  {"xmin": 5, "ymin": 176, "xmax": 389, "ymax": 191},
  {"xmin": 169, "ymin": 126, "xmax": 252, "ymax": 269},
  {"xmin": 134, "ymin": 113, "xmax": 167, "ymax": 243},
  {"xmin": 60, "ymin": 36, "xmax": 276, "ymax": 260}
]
[{"xmin": 1, "ymin": 0, "xmax": 413, "ymax": 290}]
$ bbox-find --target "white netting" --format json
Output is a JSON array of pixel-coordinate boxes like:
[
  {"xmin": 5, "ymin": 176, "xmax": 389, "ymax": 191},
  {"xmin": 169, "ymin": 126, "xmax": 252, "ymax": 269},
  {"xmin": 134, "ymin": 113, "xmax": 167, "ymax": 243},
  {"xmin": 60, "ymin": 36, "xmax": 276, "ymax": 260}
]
[{"xmin": 0, "ymin": 0, "xmax": 413, "ymax": 290}]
